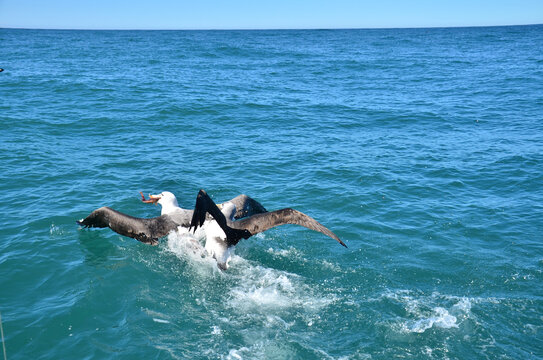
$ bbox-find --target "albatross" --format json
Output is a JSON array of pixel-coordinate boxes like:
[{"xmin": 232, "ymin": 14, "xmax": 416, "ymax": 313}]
[
  {"xmin": 189, "ymin": 190, "xmax": 346, "ymax": 268},
  {"xmin": 77, "ymin": 191, "xmax": 266, "ymax": 245},
  {"xmin": 77, "ymin": 189, "xmax": 345, "ymax": 269}
]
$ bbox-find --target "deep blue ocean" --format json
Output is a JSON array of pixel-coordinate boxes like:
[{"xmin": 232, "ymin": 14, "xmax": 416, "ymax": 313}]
[{"xmin": 1, "ymin": 25, "xmax": 542, "ymax": 359}]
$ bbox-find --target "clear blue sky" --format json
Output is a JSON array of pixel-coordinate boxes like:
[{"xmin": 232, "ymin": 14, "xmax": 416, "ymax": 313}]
[{"xmin": 1, "ymin": 0, "xmax": 542, "ymax": 30}]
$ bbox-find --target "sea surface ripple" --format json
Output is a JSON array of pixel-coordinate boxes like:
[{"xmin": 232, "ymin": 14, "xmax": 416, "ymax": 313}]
[{"xmin": 1, "ymin": 26, "xmax": 542, "ymax": 359}]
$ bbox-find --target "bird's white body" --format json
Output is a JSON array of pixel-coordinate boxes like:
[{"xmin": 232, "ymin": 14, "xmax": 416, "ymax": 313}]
[
  {"xmin": 156, "ymin": 192, "xmax": 236, "ymax": 269},
  {"xmin": 201, "ymin": 202, "xmax": 237, "ymax": 269}
]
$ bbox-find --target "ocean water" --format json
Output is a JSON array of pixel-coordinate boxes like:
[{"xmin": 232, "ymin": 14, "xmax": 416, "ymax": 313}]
[{"xmin": 1, "ymin": 25, "xmax": 542, "ymax": 359}]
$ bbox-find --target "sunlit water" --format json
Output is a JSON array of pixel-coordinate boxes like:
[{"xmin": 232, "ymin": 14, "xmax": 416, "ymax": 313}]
[{"xmin": 1, "ymin": 26, "xmax": 542, "ymax": 359}]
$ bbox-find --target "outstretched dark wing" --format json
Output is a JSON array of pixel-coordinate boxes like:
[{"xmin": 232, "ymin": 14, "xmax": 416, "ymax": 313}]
[
  {"xmin": 232, "ymin": 208, "xmax": 347, "ymax": 247},
  {"xmin": 189, "ymin": 190, "xmax": 251, "ymax": 245},
  {"xmin": 77, "ymin": 207, "xmax": 179, "ymax": 245},
  {"xmin": 190, "ymin": 189, "xmax": 346, "ymax": 248},
  {"xmin": 226, "ymin": 194, "xmax": 268, "ymax": 219}
]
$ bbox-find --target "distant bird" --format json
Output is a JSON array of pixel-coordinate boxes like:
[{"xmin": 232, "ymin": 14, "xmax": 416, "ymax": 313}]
[
  {"xmin": 0, "ymin": 69, "xmax": 4, "ymax": 72},
  {"xmin": 189, "ymin": 190, "xmax": 346, "ymax": 269}
]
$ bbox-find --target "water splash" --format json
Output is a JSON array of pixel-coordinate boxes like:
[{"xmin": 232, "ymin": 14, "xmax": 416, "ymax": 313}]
[
  {"xmin": 164, "ymin": 227, "xmax": 221, "ymax": 274},
  {"xmin": 403, "ymin": 307, "xmax": 458, "ymax": 333},
  {"xmin": 378, "ymin": 290, "xmax": 474, "ymax": 334}
]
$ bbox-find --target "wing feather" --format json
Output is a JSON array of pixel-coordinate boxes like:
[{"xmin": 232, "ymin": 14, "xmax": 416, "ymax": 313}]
[
  {"xmin": 77, "ymin": 207, "xmax": 178, "ymax": 245},
  {"xmin": 232, "ymin": 208, "xmax": 346, "ymax": 247},
  {"xmin": 189, "ymin": 190, "xmax": 252, "ymax": 244},
  {"xmin": 190, "ymin": 190, "xmax": 345, "ymax": 248},
  {"xmin": 226, "ymin": 194, "xmax": 268, "ymax": 219}
]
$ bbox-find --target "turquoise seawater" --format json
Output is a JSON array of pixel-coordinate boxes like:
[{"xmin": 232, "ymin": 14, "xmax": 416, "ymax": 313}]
[{"xmin": 1, "ymin": 26, "xmax": 542, "ymax": 359}]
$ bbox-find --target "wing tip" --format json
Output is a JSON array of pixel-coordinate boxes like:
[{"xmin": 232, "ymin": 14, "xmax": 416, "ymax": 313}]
[{"xmin": 329, "ymin": 232, "xmax": 347, "ymax": 248}]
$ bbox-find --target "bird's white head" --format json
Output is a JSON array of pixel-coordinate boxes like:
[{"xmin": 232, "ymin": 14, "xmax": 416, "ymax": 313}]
[{"xmin": 148, "ymin": 191, "xmax": 180, "ymax": 215}]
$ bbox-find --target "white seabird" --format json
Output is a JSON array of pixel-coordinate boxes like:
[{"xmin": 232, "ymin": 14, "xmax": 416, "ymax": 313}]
[{"xmin": 78, "ymin": 189, "xmax": 345, "ymax": 269}]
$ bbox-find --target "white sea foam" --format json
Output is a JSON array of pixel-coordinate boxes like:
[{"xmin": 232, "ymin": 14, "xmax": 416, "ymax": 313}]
[
  {"xmin": 162, "ymin": 225, "xmax": 334, "ymax": 315},
  {"xmin": 211, "ymin": 325, "xmax": 221, "ymax": 335},
  {"xmin": 228, "ymin": 266, "xmax": 299, "ymax": 311},
  {"xmin": 164, "ymin": 227, "xmax": 222, "ymax": 275},
  {"xmin": 223, "ymin": 339, "xmax": 345, "ymax": 360},
  {"xmin": 223, "ymin": 341, "xmax": 292, "ymax": 360},
  {"xmin": 155, "ymin": 229, "xmax": 354, "ymax": 360},
  {"xmin": 263, "ymin": 315, "xmax": 294, "ymax": 329},
  {"xmin": 49, "ymin": 223, "xmax": 64, "ymax": 236},
  {"xmin": 225, "ymin": 347, "xmax": 250, "ymax": 360},
  {"xmin": 164, "ymin": 230, "xmax": 337, "ymax": 322},
  {"xmin": 266, "ymin": 246, "xmax": 301, "ymax": 258},
  {"xmin": 227, "ymin": 263, "xmax": 334, "ymax": 314},
  {"xmin": 153, "ymin": 318, "xmax": 170, "ymax": 324},
  {"xmin": 403, "ymin": 307, "xmax": 458, "ymax": 333},
  {"xmin": 379, "ymin": 289, "xmax": 475, "ymax": 334},
  {"xmin": 452, "ymin": 297, "xmax": 472, "ymax": 313},
  {"xmin": 143, "ymin": 309, "xmax": 172, "ymax": 324},
  {"xmin": 162, "ymin": 225, "xmax": 336, "ymax": 356}
]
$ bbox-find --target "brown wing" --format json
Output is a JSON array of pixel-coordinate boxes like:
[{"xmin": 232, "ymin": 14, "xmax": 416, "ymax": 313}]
[
  {"xmin": 226, "ymin": 194, "xmax": 268, "ymax": 219},
  {"xmin": 191, "ymin": 190, "xmax": 345, "ymax": 248},
  {"xmin": 232, "ymin": 208, "xmax": 347, "ymax": 247},
  {"xmin": 77, "ymin": 207, "xmax": 179, "ymax": 245}
]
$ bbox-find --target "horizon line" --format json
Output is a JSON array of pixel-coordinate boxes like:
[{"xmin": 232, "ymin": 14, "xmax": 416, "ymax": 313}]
[{"xmin": 1, "ymin": 23, "xmax": 541, "ymax": 32}]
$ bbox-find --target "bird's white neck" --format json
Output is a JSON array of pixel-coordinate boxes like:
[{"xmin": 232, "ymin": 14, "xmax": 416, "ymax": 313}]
[{"xmin": 160, "ymin": 200, "xmax": 181, "ymax": 215}]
